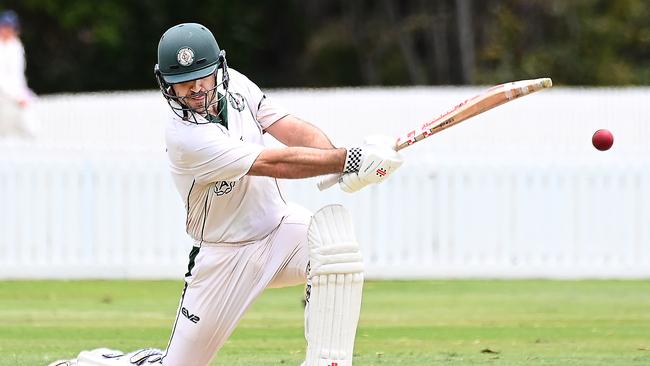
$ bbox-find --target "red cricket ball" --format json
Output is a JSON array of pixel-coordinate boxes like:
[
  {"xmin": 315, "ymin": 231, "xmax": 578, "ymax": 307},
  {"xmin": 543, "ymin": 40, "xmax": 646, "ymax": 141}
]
[{"xmin": 592, "ymin": 129, "xmax": 614, "ymax": 151}]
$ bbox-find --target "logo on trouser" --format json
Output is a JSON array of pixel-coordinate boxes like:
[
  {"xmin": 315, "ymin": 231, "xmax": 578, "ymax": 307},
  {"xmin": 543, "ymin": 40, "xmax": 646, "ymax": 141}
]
[
  {"xmin": 182, "ymin": 307, "xmax": 200, "ymax": 323},
  {"xmin": 304, "ymin": 262, "xmax": 312, "ymax": 304}
]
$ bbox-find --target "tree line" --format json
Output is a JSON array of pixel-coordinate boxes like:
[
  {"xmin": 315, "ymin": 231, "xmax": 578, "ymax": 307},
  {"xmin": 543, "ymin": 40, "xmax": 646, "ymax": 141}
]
[{"xmin": 4, "ymin": 0, "xmax": 649, "ymax": 94}]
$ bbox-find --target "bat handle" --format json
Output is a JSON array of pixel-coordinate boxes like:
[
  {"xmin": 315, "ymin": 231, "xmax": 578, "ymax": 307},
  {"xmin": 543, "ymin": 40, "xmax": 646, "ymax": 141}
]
[{"xmin": 317, "ymin": 173, "xmax": 341, "ymax": 191}]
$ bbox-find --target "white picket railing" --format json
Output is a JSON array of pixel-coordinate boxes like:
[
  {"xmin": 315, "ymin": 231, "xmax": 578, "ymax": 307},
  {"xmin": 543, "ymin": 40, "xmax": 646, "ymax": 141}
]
[
  {"xmin": 0, "ymin": 87, "xmax": 648, "ymax": 279},
  {"xmin": 0, "ymin": 150, "xmax": 189, "ymax": 278},
  {"xmin": 285, "ymin": 158, "xmax": 650, "ymax": 279}
]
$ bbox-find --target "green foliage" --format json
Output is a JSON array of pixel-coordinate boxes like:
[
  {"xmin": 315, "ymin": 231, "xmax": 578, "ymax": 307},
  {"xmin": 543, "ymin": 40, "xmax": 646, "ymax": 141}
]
[
  {"xmin": 477, "ymin": 0, "xmax": 650, "ymax": 85},
  {"xmin": 1, "ymin": 280, "xmax": 650, "ymax": 365},
  {"xmin": 2, "ymin": 0, "xmax": 304, "ymax": 92},
  {"xmin": 1, "ymin": 0, "xmax": 649, "ymax": 92}
]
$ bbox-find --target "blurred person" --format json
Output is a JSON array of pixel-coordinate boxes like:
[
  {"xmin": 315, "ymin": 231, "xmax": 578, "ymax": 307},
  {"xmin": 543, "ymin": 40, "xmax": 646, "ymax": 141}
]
[
  {"xmin": 0, "ymin": 9, "xmax": 38, "ymax": 139},
  {"xmin": 48, "ymin": 23, "xmax": 403, "ymax": 366}
]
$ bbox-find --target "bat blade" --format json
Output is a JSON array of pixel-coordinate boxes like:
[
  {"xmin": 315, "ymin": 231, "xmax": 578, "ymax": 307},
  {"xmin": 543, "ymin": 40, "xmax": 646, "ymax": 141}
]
[
  {"xmin": 394, "ymin": 77, "xmax": 552, "ymax": 151},
  {"xmin": 317, "ymin": 78, "xmax": 552, "ymax": 191}
]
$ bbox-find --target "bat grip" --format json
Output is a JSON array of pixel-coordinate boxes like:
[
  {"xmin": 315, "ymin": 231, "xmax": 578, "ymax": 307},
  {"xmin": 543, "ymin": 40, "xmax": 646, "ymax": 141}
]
[{"xmin": 317, "ymin": 173, "xmax": 340, "ymax": 191}]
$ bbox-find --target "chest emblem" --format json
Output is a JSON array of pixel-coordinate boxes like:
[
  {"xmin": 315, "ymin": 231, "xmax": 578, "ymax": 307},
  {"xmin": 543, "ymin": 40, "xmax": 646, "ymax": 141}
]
[
  {"xmin": 228, "ymin": 92, "xmax": 246, "ymax": 112},
  {"xmin": 213, "ymin": 181, "xmax": 236, "ymax": 196}
]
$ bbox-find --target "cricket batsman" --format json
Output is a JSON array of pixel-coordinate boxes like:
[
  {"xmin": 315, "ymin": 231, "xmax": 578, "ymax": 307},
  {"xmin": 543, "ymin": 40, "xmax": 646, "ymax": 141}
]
[{"xmin": 49, "ymin": 23, "xmax": 403, "ymax": 366}]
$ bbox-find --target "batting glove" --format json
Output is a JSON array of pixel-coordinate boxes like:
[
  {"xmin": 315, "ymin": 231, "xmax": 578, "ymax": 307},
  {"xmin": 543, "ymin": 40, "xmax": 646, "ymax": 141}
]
[{"xmin": 339, "ymin": 135, "xmax": 404, "ymax": 193}]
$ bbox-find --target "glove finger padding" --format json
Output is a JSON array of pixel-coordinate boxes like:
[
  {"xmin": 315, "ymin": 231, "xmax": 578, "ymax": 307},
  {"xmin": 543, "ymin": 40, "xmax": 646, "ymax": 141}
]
[
  {"xmin": 356, "ymin": 145, "xmax": 403, "ymax": 184},
  {"xmin": 342, "ymin": 134, "xmax": 396, "ymax": 175},
  {"xmin": 337, "ymin": 134, "xmax": 404, "ymax": 193}
]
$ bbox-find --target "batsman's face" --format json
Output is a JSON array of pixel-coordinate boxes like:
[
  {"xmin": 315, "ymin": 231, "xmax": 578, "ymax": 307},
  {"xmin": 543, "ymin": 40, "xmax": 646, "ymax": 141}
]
[{"xmin": 172, "ymin": 75, "xmax": 216, "ymax": 113}]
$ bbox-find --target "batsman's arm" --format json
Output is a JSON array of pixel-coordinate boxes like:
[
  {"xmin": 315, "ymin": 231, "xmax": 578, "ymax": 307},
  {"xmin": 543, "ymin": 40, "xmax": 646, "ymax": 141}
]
[
  {"xmin": 248, "ymin": 147, "xmax": 346, "ymax": 179},
  {"xmin": 265, "ymin": 115, "xmax": 335, "ymax": 149}
]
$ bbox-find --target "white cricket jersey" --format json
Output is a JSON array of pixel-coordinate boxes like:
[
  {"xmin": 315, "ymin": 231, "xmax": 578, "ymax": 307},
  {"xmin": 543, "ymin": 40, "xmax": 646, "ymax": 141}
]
[
  {"xmin": 0, "ymin": 38, "xmax": 29, "ymax": 101},
  {"xmin": 165, "ymin": 69, "xmax": 290, "ymax": 245}
]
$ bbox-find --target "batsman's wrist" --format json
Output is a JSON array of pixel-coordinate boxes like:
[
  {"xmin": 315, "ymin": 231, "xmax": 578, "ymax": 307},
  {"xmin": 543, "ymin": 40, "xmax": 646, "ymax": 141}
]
[{"xmin": 343, "ymin": 147, "xmax": 363, "ymax": 173}]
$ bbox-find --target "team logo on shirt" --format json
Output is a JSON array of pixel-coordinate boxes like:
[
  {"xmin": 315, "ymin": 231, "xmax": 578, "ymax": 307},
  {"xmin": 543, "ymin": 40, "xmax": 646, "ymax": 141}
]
[
  {"xmin": 213, "ymin": 181, "xmax": 236, "ymax": 196},
  {"xmin": 177, "ymin": 47, "xmax": 195, "ymax": 66},
  {"xmin": 228, "ymin": 92, "xmax": 246, "ymax": 112}
]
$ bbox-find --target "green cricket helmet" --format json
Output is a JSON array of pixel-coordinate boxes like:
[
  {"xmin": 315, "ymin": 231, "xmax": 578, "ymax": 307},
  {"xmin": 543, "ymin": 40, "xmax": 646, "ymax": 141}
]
[{"xmin": 154, "ymin": 23, "xmax": 229, "ymax": 122}]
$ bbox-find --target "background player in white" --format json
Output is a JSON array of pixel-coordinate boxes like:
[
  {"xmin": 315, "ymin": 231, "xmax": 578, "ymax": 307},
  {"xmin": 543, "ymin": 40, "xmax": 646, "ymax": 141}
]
[
  {"xmin": 49, "ymin": 23, "xmax": 403, "ymax": 366},
  {"xmin": 0, "ymin": 10, "xmax": 38, "ymax": 138}
]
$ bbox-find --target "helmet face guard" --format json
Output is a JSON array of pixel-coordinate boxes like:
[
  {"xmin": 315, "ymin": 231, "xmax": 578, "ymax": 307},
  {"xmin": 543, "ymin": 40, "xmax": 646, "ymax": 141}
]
[
  {"xmin": 155, "ymin": 50, "xmax": 230, "ymax": 124},
  {"xmin": 154, "ymin": 23, "xmax": 229, "ymax": 124}
]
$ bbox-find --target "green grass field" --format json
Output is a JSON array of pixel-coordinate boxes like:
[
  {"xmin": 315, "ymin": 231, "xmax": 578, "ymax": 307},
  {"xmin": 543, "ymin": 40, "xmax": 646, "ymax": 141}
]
[{"xmin": 1, "ymin": 280, "xmax": 649, "ymax": 366}]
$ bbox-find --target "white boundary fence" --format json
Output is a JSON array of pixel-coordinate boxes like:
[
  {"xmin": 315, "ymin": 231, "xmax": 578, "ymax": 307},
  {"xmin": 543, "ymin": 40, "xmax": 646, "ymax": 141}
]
[{"xmin": 0, "ymin": 87, "xmax": 649, "ymax": 279}]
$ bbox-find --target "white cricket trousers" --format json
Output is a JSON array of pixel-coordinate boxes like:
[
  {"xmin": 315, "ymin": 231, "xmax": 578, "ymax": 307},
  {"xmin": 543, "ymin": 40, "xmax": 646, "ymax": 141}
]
[
  {"xmin": 161, "ymin": 206, "xmax": 311, "ymax": 366},
  {"xmin": 0, "ymin": 96, "xmax": 38, "ymax": 138}
]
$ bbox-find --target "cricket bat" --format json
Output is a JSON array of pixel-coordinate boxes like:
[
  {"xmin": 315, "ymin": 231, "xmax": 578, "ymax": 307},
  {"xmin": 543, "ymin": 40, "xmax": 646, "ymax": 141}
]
[{"xmin": 318, "ymin": 77, "xmax": 553, "ymax": 191}]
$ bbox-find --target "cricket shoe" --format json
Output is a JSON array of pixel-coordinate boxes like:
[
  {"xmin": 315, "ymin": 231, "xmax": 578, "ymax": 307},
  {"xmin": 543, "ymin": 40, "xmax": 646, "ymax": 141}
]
[
  {"xmin": 80, "ymin": 348, "xmax": 163, "ymax": 365},
  {"xmin": 48, "ymin": 348, "xmax": 163, "ymax": 366},
  {"xmin": 47, "ymin": 361, "xmax": 77, "ymax": 366}
]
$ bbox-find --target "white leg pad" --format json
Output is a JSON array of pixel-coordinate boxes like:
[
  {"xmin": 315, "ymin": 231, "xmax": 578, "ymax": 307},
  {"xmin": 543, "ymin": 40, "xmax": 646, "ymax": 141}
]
[{"xmin": 304, "ymin": 204, "xmax": 364, "ymax": 366}]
